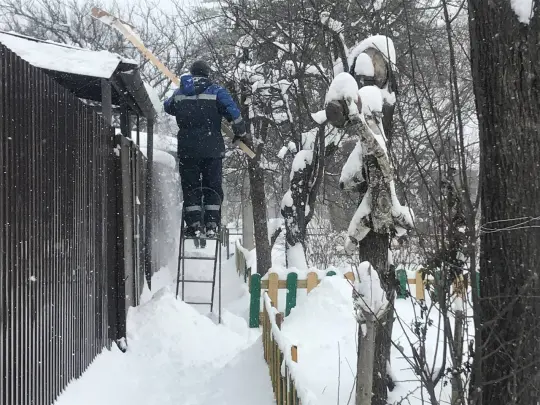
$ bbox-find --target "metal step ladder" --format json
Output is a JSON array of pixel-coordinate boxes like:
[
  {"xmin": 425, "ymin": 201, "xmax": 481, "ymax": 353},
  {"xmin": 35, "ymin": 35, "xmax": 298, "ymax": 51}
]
[{"xmin": 175, "ymin": 209, "xmax": 222, "ymax": 323}]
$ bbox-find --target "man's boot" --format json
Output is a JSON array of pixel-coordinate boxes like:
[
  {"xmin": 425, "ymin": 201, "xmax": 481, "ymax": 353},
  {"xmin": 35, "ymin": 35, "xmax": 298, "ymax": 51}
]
[
  {"xmin": 205, "ymin": 222, "xmax": 218, "ymax": 238},
  {"xmin": 185, "ymin": 221, "xmax": 202, "ymax": 238}
]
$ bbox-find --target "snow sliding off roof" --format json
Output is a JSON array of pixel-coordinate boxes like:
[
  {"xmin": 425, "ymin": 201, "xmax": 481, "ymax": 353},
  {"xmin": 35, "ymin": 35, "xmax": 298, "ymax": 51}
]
[{"xmin": 0, "ymin": 31, "xmax": 137, "ymax": 79}]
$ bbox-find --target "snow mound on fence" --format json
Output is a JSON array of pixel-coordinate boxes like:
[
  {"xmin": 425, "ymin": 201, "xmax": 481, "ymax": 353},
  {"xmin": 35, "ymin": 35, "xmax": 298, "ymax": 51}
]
[
  {"xmin": 281, "ymin": 277, "xmax": 357, "ymax": 405},
  {"xmin": 261, "ymin": 265, "xmax": 351, "ymax": 281}
]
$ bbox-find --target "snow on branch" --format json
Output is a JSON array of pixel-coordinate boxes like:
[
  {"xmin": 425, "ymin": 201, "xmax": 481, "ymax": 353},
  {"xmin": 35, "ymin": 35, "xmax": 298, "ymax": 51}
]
[
  {"xmin": 345, "ymin": 190, "xmax": 372, "ymax": 253},
  {"xmin": 358, "ymin": 85, "xmax": 383, "ymax": 117},
  {"xmin": 347, "ymin": 35, "xmax": 396, "ymax": 71},
  {"xmin": 319, "ymin": 11, "xmax": 344, "ymax": 34},
  {"xmin": 235, "ymin": 34, "xmax": 253, "ymax": 58},
  {"xmin": 281, "ymin": 189, "xmax": 293, "ymax": 209},
  {"xmin": 302, "ymin": 129, "xmax": 317, "ymax": 150},
  {"xmin": 290, "ymin": 150, "xmax": 314, "ymax": 180},
  {"xmin": 354, "ymin": 52, "xmax": 375, "ymax": 77},
  {"xmin": 390, "ymin": 181, "xmax": 415, "ymax": 235},
  {"xmin": 311, "ymin": 110, "xmax": 327, "ymax": 124},
  {"xmin": 277, "ymin": 146, "xmax": 289, "ymax": 159},
  {"xmin": 511, "ymin": 0, "xmax": 534, "ymax": 24},
  {"xmin": 339, "ymin": 141, "xmax": 364, "ymax": 190},
  {"xmin": 353, "ymin": 261, "xmax": 389, "ymax": 322},
  {"xmin": 326, "ymin": 72, "xmax": 361, "ymax": 122}
]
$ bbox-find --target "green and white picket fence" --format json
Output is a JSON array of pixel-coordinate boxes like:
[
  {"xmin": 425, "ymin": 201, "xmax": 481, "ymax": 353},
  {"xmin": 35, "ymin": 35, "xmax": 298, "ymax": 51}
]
[
  {"xmin": 247, "ymin": 269, "xmax": 430, "ymax": 328},
  {"xmin": 233, "ymin": 244, "xmax": 470, "ymax": 405},
  {"xmin": 262, "ymin": 291, "xmax": 301, "ymax": 405}
]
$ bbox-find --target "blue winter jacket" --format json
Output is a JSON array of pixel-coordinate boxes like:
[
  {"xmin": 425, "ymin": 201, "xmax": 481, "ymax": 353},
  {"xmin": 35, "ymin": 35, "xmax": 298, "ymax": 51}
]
[{"xmin": 164, "ymin": 75, "xmax": 245, "ymax": 159}]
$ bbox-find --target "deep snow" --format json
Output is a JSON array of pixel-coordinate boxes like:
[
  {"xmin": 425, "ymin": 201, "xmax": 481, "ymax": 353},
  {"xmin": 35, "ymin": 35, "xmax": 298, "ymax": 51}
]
[
  {"xmin": 54, "ymin": 223, "xmax": 470, "ymax": 405},
  {"xmin": 277, "ymin": 269, "xmax": 473, "ymax": 405},
  {"xmin": 54, "ymin": 237, "xmax": 274, "ymax": 405}
]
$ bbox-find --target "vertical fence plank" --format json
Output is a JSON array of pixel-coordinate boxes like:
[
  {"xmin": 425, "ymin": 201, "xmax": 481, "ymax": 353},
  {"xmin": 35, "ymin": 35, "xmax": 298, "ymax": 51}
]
[
  {"xmin": 396, "ymin": 269, "xmax": 407, "ymax": 298},
  {"xmin": 13, "ymin": 50, "xmax": 23, "ymax": 405},
  {"xmin": 306, "ymin": 272, "xmax": 318, "ymax": 293},
  {"xmin": 21, "ymin": 56, "xmax": 31, "ymax": 405},
  {"xmin": 291, "ymin": 345, "xmax": 298, "ymax": 362},
  {"xmin": 283, "ymin": 371, "xmax": 287, "ymax": 405},
  {"xmin": 285, "ymin": 273, "xmax": 298, "ymax": 316},
  {"xmin": 249, "ymin": 274, "xmax": 261, "ymax": 328},
  {"xmin": 416, "ymin": 271, "xmax": 425, "ymax": 300},
  {"xmin": 0, "ymin": 44, "xmax": 5, "ymax": 405},
  {"xmin": 52, "ymin": 74, "xmax": 60, "ymax": 402},
  {"xmin": 37, "ymin": 64, "xmax": 45, "ymax": 405},
  {"xmin": 268, "ymin": 273, "xmax": 279, "ymax": 310}
]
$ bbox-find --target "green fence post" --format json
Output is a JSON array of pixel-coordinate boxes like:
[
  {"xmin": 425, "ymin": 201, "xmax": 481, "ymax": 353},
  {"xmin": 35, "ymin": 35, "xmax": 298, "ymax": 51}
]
[
  {"xmin": 249, "ymin": 274, "xmax": 262, "ymax": 328},
  {"xmin": 396, "ymin": 269, "xmax": 407, "ymax": 299},
  {"xmin": 326, "ymin": 270, "xmax": 337, "ymax": 277},
  {"xmin": 285, "ymin": 273, "xmax": 298, "ymax": 317}
]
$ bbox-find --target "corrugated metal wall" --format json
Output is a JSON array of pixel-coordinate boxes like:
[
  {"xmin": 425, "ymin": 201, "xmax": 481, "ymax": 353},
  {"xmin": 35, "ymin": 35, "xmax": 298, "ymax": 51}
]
[{"xmin": 0, "ymin": 44, "xmax": 151, "ymax": 405}]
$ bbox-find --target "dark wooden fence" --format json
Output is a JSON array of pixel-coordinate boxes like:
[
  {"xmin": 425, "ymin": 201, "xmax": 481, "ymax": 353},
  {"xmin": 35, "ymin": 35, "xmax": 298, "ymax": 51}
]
[{"xmin": 0, "ymin": 44, "xmax": 151, "ymax": 405}]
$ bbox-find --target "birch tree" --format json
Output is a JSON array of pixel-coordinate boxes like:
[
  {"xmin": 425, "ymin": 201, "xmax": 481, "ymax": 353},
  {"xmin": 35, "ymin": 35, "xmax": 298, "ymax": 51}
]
[{"xmin": 319, "ymin": 34, "xmax": 414, "ymax": 405}]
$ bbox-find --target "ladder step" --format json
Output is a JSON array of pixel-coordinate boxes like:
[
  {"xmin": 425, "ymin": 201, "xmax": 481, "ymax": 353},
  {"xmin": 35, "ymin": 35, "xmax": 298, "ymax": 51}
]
[
  {"xmin": 179, "ymin": 280, "xmax": 214, "ymax": 283},
  {"xmin": 181, "ymin": 256, "xmax": 216, "ymax": 260},
  {"xmin": 185, "ymin": 301, "xmax": 212, "ymax": 305},
  {"xmin": 183, "ymin": 236, "xmax": 221, "ymax": 241}
]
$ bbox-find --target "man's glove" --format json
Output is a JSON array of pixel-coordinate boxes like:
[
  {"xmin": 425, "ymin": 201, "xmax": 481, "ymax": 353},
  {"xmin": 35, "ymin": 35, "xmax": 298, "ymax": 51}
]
[
  {"xmin": 232, "ymin": 118, "xmax": 248, "ymax": 144},
  {"xmin": 232, "ymin": 132, "xmax": 249, "ymax": 145}
]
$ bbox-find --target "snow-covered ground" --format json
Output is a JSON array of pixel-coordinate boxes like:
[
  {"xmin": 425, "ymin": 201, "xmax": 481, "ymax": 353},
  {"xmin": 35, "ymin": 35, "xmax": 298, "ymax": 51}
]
[
  {"xmin": 54, "ymin": 222, "xmax": 471, "ymax": 405},
  {"xmin": 275, "ymin": 271, "xmax": 473, "ymax": 405},
  {"xmin": 54, "ymin": 236, "xmax": 274, "ymax": 405}
]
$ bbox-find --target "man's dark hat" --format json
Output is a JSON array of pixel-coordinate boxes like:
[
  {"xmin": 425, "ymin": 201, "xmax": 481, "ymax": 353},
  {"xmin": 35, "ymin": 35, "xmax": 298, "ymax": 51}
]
[{"xmin": 190, "ymin": 60, "xmax": 211, "ymax": 77}]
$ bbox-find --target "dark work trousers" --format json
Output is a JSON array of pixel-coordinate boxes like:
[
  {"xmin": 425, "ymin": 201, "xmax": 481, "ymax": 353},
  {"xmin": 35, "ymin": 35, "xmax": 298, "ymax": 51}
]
[{"xmin": 179, "ymin": 157, "xmax": 224, "ymax": 228}]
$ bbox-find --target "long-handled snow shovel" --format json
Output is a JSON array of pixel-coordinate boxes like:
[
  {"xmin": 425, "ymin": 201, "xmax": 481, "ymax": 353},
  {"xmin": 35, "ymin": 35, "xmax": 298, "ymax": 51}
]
[{"xmin": 91, "ymin": 7, "xmax": 256, "ymax": 159}]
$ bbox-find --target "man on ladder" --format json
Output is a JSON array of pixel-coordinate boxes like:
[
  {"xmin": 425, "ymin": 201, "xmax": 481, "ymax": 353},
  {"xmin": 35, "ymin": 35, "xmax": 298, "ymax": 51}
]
[{"xmin": 164, "ymin": 60, "xmax": 248, "ymax": 237}]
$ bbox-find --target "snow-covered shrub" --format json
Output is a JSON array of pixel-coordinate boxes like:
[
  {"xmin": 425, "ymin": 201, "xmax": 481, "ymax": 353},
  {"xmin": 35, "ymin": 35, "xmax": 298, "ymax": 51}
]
[{"xmin": 305, "ymin": 230, "xmax": 353, "ymax": 269}]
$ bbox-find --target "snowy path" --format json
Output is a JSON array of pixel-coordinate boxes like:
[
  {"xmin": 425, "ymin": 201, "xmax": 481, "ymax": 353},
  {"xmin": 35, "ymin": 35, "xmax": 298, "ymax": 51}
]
[{"xmin": 55, "ymin": 238, "xmax": 275, "ymax": 405}]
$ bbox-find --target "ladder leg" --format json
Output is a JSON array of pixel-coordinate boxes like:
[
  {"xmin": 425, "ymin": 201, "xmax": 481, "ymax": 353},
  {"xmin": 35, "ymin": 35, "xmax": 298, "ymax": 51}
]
[
  {"xmin": 175, "ymin": 211, "xmax": 185, "ymax": 299},
  {"xmin": 218, "ymin": 235, "xmax": 222, "ymax": 324},
  {"xmin": 181, "ymin": 236, "xmax": 186, "ymax": 301},
  {"xmin": 210, "ymin": 236, "xmax": 219, "ymax": 313}
]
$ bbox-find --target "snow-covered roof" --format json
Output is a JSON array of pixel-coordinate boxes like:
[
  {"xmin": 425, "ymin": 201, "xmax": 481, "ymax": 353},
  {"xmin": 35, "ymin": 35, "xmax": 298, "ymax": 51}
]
[
  {"xmin": 0, "ymin": 31, "xmax": 137, "ymax": 79},
  {"xmin": 144, "ymin": 82, "xmax": 164, "ymax": 115}
]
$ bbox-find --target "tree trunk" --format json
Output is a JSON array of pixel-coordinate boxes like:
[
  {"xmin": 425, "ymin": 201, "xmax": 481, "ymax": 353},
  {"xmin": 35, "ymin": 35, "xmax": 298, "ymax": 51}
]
[
  {"xmin": 242, "ymin": 173, "xmax": 255, "ymax": 250},
  {"xmin": 248, "ymin": 157, "xmax": 272, "ymax": 276},
  {"xmin": 357, "ymin": 316, "xmax": 376, "ymax": 405},
  {"xmin": 282, "ymin": 160, "xmax": 311, "ymax": 270},
  {"xmin": 237, "ymin": 71, "xmax": 272, "ymax": 276},
  {"xmin": 468, "ymin": 2, "xmax": 540, "ymax": 404},
  {"xmin": 358, "ymin": 231, "xmax": 392, "ymax": 405},
  {"xmin": 451, "ymin": 307, "xmax": 465, "ymax": 405},
  {"xmin": 355, "ymin": 106, "xmax": 396, "ymax": 405}
]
